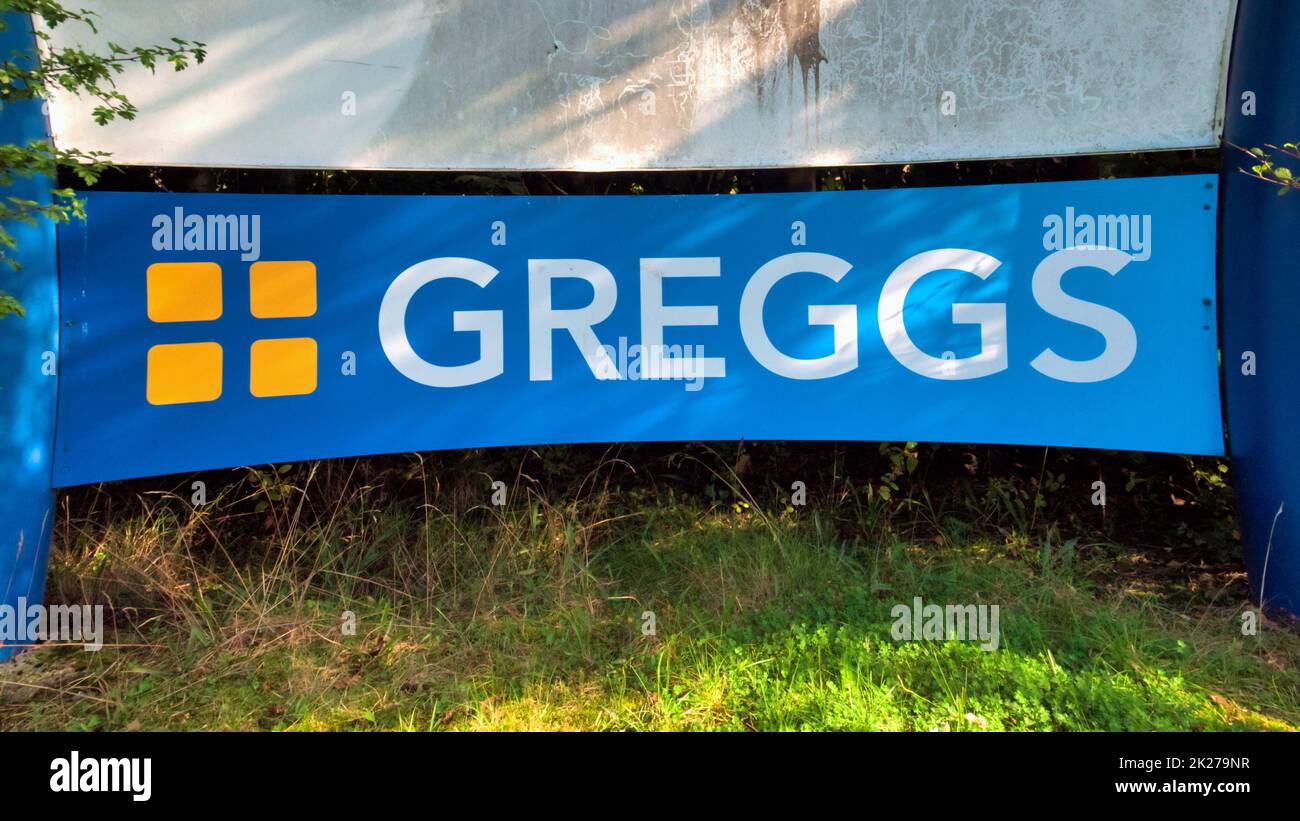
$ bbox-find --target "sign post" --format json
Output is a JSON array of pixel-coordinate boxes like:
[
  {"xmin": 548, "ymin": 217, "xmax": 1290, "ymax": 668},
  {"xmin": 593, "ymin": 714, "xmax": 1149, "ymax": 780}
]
[
  {"xmin": 0, "ymin": 13, "xmax": 59, "ymax": 661},
  {"xmin": 1221, "ymin": 0, "xmax": 1300, "ymax": 615}
]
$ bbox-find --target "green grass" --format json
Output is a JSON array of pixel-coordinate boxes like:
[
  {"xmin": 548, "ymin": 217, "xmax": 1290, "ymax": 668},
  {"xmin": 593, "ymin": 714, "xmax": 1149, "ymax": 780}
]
[{"xmin": 2, "ymin": 483, "xmax": 1296, "ymax": 731}]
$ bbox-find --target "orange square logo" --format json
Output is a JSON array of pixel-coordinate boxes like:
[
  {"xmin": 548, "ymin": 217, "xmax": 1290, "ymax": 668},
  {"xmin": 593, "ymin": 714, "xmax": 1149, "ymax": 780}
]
[
  {"xmin": 249, "ymin": 261, "xmax": 316, "ymax": 318},
  {"xmin": 146, "ymin": 342, "xmax": 223, "ymax": 405},
  {"xmin": 249, "ymin": 338, "xmax": 317, "ymax": 397},
  {"xmin": 147, "ymin": 263, "xmax": 222, "ymax": 322}
]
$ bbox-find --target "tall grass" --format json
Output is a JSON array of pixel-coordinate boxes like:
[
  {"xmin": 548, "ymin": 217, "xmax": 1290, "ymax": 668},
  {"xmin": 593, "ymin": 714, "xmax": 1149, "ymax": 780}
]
[{"xmin": 2, "ymin": 444, "xmax": 1295, "ymax": 731}]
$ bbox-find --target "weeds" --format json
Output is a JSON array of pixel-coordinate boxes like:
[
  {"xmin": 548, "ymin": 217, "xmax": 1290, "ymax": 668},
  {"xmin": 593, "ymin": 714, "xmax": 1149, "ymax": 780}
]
[{"xmin": 1, "ymin": 442, "xmax": 1293, "ymax": 731}]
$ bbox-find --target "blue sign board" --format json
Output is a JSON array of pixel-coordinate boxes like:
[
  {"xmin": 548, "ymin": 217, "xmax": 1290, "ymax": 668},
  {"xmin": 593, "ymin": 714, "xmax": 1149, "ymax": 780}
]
[{"xmin": 52, "ymin": 176, "xmax": 1222, "ymax": 486}]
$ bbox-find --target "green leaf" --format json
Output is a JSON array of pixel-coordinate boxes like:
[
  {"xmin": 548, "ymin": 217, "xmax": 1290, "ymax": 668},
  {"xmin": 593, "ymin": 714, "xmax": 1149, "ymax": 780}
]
[{"xmin": 0, "ymin": 292, "xmax": 25, "ymax": 318}]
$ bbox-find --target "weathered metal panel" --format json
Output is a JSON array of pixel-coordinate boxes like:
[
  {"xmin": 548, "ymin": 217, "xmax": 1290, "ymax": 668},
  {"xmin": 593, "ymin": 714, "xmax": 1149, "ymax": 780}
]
[{"xmin": 42, "ymin": 0, "xmax": 1234, "ymax": 170}]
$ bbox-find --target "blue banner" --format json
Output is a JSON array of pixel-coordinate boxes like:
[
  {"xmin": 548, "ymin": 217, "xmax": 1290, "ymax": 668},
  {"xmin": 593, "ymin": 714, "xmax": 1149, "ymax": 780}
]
[{"xmin": 53, "ymin": 177, "xmax": 1222, "ymax": 486}]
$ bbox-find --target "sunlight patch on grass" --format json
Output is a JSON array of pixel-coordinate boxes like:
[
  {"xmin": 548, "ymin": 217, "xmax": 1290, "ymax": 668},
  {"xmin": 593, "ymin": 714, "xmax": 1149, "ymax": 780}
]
[{"xmin": 3, "ymin": 501, "xmax": 1296, "ymax": 731}]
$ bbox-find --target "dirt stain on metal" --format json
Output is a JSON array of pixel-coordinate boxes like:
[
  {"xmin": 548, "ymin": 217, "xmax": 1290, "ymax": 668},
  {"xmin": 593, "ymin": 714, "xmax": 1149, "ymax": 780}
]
[{"xmin": 739, "ymin": 0, "xmax": 828, "ymax": 140}]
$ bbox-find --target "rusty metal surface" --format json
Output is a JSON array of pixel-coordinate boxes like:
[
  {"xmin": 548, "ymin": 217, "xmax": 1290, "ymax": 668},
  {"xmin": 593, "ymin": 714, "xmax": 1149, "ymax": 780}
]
[{"xmin": 41, "ymin": 0, "xmax": 1235, "ymax": 170}]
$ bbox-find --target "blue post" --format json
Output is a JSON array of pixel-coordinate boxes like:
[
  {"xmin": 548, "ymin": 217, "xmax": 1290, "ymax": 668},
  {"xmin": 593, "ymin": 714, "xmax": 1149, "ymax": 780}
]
[
  {"xmin": 1221, "ymin": 0, "xmax": 1300, "ymax": 615},
  {"xmin": 0, "ymin": 12, "xmax": 59, "ymax": 660}
]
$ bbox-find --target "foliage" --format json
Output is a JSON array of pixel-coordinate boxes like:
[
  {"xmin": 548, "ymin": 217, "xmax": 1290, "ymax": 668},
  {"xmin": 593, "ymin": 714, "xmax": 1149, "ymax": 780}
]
[
  {"xmin": 0, "ymin": 1, "xmax": 205, "ymax": 316},
  {"xmin": 1233, "ymin": 141, "xmax": 1300, "ymax": 196}
]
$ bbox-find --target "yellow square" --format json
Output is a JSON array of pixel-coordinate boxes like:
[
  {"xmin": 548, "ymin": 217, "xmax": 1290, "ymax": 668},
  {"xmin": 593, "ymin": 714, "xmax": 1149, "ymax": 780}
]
[
  {"xmin": 147, "ymin": 263, "xmax": 222, "ymax": 322},
  {"xmin": 249, "ymin": 261, "xmax": 316, "ymax": 318},
  {"xmin": 147, "ymin": 342, "xmax": 222, "ymax": 405},
  {"xmin": 250, "ymin": 338, "xmax": 317, "ymax": 397}
]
